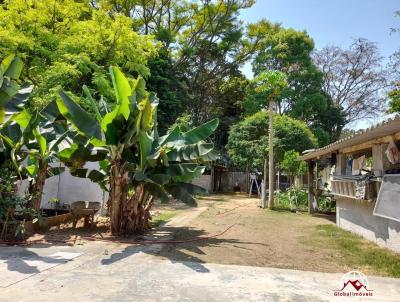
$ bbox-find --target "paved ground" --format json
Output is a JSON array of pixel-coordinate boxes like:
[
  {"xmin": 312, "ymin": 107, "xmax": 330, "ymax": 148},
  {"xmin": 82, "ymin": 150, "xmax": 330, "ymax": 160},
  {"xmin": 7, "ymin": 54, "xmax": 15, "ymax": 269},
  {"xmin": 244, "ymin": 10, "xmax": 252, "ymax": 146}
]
[{"xmin": 1, "ymin": 196, "xmax": 400, "ymax": 301}]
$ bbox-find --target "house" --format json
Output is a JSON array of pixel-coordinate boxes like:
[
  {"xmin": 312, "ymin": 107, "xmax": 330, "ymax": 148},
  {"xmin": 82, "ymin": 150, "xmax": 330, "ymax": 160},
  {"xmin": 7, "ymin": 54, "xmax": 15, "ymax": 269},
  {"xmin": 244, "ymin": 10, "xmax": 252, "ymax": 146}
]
[{"xmin": 300, "ymin": 116, "xmax": 400, "ymax": 253}]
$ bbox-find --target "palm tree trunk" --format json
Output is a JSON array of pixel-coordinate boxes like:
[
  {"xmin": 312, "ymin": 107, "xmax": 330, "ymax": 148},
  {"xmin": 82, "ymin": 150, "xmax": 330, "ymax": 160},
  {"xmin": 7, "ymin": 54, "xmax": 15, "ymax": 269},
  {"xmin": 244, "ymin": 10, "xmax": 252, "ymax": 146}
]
[{"xmin": 268, "ymin": 99, "xmax": 275, "ymax": 209}]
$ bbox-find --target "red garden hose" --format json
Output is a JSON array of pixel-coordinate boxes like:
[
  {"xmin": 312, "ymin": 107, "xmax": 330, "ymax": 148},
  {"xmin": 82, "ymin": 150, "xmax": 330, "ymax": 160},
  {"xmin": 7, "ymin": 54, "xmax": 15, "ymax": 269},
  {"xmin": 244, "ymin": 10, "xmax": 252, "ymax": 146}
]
[{"xmin": 0, "ymin": 223, "xmax": 236, "ymax": 246}]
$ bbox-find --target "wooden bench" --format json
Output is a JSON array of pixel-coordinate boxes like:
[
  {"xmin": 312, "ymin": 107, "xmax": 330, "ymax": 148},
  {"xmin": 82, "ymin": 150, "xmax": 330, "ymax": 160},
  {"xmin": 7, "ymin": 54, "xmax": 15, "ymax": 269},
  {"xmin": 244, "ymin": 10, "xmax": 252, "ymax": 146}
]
[{"xmin": 70, "ymin": 201, "xmax": 101, "ymax": 228}]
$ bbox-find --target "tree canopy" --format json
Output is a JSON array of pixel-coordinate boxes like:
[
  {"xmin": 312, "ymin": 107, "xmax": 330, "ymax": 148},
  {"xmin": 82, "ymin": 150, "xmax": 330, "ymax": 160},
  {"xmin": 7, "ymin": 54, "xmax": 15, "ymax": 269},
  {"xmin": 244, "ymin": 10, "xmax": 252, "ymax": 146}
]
[
  {"xmin": 313, "ymin": 38, "xmax": 389, "ymax": 126},
  {"xmin": 0, "ymin": 0, "xmax": 158, "ymax": 109},
  {"xmin": 227, "ymin": 112, "xmax": 317, "ymax": 170}
]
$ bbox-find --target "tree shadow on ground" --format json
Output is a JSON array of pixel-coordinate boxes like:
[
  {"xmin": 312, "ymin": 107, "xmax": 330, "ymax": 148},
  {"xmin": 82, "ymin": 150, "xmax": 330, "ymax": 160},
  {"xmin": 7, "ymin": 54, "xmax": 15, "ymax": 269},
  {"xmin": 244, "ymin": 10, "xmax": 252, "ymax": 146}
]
[
  {"xmin": 0, "ymin": 248, "xmax": 67, "ymax": 275},
  {"xmin": 312, "ymin": 213, "xmax": 336, "ymax": 223},
  {"xmin": 101, "ymin": 225, "xmax": 269, "ymax": 273}
]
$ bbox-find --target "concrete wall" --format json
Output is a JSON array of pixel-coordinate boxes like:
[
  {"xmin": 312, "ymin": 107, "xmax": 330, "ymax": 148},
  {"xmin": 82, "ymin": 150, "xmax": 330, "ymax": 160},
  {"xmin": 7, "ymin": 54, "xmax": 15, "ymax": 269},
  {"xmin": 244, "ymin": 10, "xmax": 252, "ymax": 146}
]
[
  {"xmin": 336, "ymin": 197, "xmax": 400, "ymax": 253},
  {"xmin": 17, "ymin": 162, "xmax": 108, "ymax": 210}
]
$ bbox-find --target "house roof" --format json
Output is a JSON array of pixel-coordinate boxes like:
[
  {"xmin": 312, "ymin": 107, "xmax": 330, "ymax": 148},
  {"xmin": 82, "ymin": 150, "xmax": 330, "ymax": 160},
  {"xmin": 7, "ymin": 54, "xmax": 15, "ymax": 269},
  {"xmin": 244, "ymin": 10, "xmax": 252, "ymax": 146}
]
[{"xmin": 300, "ymin": 115, "xmax": 400, "ymax": 161}]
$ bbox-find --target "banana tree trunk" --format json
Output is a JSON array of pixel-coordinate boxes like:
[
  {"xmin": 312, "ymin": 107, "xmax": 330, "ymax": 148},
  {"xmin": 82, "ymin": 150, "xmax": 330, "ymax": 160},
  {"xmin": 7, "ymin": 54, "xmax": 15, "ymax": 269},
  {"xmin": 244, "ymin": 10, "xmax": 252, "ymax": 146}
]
[
  {"xmin": 120, "ymin": 184, "xmax": 153, "ymax": 234},
  {"xmin": 31, "ymin": 160, "xmax": 48, "ymax": 211},
  {"xmin": 109, "ymin": 161, "xmax": 154, "ymax": 235},
  {"xmin": 109, "ymin": 159, "xmax": 128, "ymax": 235}
]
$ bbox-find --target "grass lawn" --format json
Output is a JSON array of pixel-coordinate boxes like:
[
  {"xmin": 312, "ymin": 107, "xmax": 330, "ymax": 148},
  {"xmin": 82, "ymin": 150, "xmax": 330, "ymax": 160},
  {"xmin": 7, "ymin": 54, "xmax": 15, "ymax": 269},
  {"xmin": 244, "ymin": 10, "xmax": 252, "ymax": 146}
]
[
  {"xmin": 151, "ymin": 211, "xmax": 179, "ymax": 227},
  {"xmin": 303, "ymin": 224, "xmax": 400, "ymax": 278}
]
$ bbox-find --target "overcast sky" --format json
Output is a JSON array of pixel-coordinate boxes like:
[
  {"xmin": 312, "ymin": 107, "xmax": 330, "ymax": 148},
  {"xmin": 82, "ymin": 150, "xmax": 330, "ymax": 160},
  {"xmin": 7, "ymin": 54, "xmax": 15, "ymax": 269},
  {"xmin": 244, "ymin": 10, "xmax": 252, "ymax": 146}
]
[{"xmin": 239, "ymin": 0, "xmax": 399, "ymax": 129}]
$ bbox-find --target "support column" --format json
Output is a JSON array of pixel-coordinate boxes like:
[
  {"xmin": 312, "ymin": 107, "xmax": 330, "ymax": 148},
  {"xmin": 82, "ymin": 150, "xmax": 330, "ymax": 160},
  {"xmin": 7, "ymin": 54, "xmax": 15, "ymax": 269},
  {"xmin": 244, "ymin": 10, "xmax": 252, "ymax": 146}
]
[
  {"xmin": 372, "ymin": 144, "xmax": 389, "ymax": 177},
  {"xmin": 335, "ymin": 153, "xmax": 347, "ymax": 176},
  {"xmin": 307, "ymin": 160, "xmax": 316, "ymax": 214}
]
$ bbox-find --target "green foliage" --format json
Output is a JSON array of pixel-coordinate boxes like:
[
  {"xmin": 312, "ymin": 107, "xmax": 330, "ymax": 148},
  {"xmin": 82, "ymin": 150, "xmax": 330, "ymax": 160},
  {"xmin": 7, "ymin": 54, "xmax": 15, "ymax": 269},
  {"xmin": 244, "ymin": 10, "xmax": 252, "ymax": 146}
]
[
  {"xmin": 275, "ymin": 186, "xmax": 308, "ymax": 211},
  {"xmin": 309, "ymin": 224, "xmax": 400, "ymax": 278},
  {"xmin": 0, "ymin": 54, "xmax": 22, "ymax": 109},
  {"xmin": 245, "ymin": 20, "xmax": 336, "ymax": 142},
  {"xmin": 146, "ymin": 49, "xmax": 188, "ymax": 133},
  {"xmin": 0, "ymin": 55, "xmax": 33, "ymax": 120},
  {"xmin": 275, "ymin": 186, "xmax": 335, "ymax": 212},
  {"xmin": 57, "ymin": 66, "xmax": 219, "ymax": 206},
  {"xmin": 311, "ymin": 99, "xmax": 347, "ymax": 144},
  {"xmin": 281, "ymin": 151, "xmax": 307, "ymax": 178},
  {"xmin": 0, "ymin": 0, "xmax": 158, "ymax": 110},
  {"xmin": 253, "ymin": 71, "xmax": 287, "ymax": 96},
  {"xmin": 388, "ymin": 83, "xmax": 400, "ymax": 113},
  {"xmin": 312, "ymin": 127, "xmax": 331, "ymax": 148},
  {"xmin": 0, "ymin": 165, "xmax": 29, "ymax": 240},
  {"xmin": 227, "ymin": 112, "xmax": 317, "ymax": 169},
  {"xmin": 168, "ymin": 113, "xmax": 193, "ymax": 133}
]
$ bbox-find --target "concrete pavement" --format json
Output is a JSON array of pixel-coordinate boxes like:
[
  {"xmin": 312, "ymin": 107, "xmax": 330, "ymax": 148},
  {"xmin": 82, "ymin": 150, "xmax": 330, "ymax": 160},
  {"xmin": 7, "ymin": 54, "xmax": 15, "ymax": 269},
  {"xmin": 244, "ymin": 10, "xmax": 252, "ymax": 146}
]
[
  {"xmin": 1, "ymin": 239, "xmax": 400, "ymax": 302},
  {"xmin": 1, "ymin": 205, "xmax": 400, "ymax": 302}
]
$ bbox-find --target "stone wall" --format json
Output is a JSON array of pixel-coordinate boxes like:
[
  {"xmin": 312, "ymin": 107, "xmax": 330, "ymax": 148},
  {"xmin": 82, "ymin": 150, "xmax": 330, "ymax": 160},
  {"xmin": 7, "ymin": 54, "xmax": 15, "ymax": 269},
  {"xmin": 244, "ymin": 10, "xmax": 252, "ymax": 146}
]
[{"xmin": 336, "ymin": 197, "xmax": 400, "ymax": 253}]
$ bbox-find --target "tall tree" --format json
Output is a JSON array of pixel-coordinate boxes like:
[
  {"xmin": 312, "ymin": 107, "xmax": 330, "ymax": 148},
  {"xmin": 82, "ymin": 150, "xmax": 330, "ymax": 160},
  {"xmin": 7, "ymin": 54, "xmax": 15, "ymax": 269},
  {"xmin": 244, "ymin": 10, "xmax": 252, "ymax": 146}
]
[
  {"xmin": 252, "ymin": 71, "xmax": 288, "ymax": 209},
  {"xmin": 313, "ymin": 38, "xmax": 389, "ymax": 126},
  {"xmin": 146, "ymin": 47, "xmax": 188, "ymax": 133},
  {"xmin": 243, "ymin": 20, "xmax": 344, "ymax": 146},
  {"xmin": 0, "ymin": 0, "xmax": 158, "ymax": 109},
  {"xmin": 106, "ymin": 0, "xmax": 261, "ymax": 145},
  {"xmin": 249, "ymin": 21, "xmax": 329, "ymax": 126}
]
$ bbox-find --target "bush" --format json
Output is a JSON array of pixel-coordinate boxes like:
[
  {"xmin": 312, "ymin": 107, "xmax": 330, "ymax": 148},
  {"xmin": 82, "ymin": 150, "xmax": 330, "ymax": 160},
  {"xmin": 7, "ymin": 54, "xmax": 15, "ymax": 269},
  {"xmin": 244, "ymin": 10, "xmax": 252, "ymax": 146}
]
[
  {"xmin": 0, "ymin": 166, "xmax": 30, "ymax": 240},
  {"xmin": 275, "ymin": 186, "xmax": 336, "ymax": 212},
  {"xmin": 275, "ymin": 186, "xmax": 308, "ymax": 211}
]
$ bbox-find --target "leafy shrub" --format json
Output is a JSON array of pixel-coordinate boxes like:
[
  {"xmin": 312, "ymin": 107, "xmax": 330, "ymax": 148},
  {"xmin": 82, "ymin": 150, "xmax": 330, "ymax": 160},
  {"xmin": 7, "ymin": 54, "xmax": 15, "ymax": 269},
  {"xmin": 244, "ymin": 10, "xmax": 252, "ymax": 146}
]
[
  {"xmin": 0, "ymin": 166, "xmax": 30, "ymax": 240},
  {"xmin": 275, "ymin": 186, "xmax": 308, "ymax": 211},
  {"xmin": 275, "ymin": 186, "xmax": 336, "ymax": 212}
]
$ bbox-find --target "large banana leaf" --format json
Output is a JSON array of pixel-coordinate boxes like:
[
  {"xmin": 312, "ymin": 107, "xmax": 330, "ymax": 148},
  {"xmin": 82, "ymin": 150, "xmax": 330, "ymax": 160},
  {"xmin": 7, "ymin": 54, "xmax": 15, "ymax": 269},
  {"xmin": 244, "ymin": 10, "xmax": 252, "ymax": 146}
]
[
  {"xmin": 0, "ymin": 55, "xmax": 22, "ymax": 107},
  {"xmin": 165, "ymin": 183, "xmax": 207, "ymax": 206},
  {"xmin": 101, "ymin": 67, "xmax": 133, "ymax": 132},
  {"xmin": 57, "ymin": 91, "xmax": 102, "ymax": 140},
  {"xmin": 183, "ymin": 118, "xmax": 219, "ymax": 144},
  {"xmin": 0, "ymin": 55, "xmax": 32, "ymax": 121}
]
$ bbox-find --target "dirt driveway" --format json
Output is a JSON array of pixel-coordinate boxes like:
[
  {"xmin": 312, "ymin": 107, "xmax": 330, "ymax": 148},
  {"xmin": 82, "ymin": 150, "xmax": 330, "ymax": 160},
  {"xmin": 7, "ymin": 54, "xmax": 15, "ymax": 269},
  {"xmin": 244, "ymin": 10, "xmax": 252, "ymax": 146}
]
[
  {"xmin": 2, "ymin": 194, "xmax": 400, "ymax": 301},
  {"xmin": 23, "ymin": 193, "xmax": 400, "ymax": 277},
  {"xmin": 156, "ymin": 193, "xmax": 342, "ymax": 272}
]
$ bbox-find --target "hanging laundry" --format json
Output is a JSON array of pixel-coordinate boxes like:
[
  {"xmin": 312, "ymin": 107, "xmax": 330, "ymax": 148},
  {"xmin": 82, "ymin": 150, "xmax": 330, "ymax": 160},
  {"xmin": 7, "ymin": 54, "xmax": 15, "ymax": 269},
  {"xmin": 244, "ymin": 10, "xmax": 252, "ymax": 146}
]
[
  {"xmin": 385, "ymin": 137, "xmax": 400, "ymax": 164},
  {"xmin": 352, "ymin": 155, "xmax": 365, "ymax": 175}
]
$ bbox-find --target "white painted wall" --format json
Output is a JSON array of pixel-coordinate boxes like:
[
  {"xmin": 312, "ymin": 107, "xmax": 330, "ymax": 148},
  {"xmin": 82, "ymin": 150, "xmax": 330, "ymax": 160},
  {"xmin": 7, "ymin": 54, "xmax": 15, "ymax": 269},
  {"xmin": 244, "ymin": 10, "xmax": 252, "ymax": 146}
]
[
  {"xmin": 17, "ymin": 162, "xmax": 108, "ymax": 210},
  {"xmin": 336, "ymin": 197, "xmax": 400, "ymax": 253}
]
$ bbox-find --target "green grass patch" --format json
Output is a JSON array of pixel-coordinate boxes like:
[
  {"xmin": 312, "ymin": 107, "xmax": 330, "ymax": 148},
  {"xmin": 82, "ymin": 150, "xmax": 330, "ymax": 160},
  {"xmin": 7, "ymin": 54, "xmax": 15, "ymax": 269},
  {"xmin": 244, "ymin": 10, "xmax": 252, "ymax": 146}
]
[
  {"xmin": 151, "ymin": 211, "xmax": 178, "ymax": 227},
  {"xmin": 306, "ymin": 224, "xmax": 400, "ymax": 277}
]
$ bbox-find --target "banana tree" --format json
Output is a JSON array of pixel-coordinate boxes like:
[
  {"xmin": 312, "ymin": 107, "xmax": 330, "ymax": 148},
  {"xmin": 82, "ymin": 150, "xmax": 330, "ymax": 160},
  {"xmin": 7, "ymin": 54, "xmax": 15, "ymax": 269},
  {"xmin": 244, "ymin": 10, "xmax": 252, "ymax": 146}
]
[
  {"xmin": 0, "ymin": 55, "xmax": 33, "ymax": 164},
  {"xmin": 57, "ymin": 66, "xmax": 218, "ymax": 235},
  {"xmin": 0, "ymin": 100, "xmax": 71, "ymax": 210},
  {"xmin": 0, "ymin": 55, "xmax": 33, "ymax": 120}
]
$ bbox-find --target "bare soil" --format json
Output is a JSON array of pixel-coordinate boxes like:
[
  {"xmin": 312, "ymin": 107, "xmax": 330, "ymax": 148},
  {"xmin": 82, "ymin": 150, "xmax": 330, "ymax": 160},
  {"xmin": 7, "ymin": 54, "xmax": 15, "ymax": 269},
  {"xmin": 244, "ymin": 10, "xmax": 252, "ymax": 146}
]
[
  {"xmin": 155, "ymin": 193, "xmax": 354, "ymax": 273},
  {"xmin": 25, "ymin": 193, "xmax": 400, "ymax": 276},
  {"xmin": 27, "ymin": 199, "xmax": 189, "ymax": 243}
]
